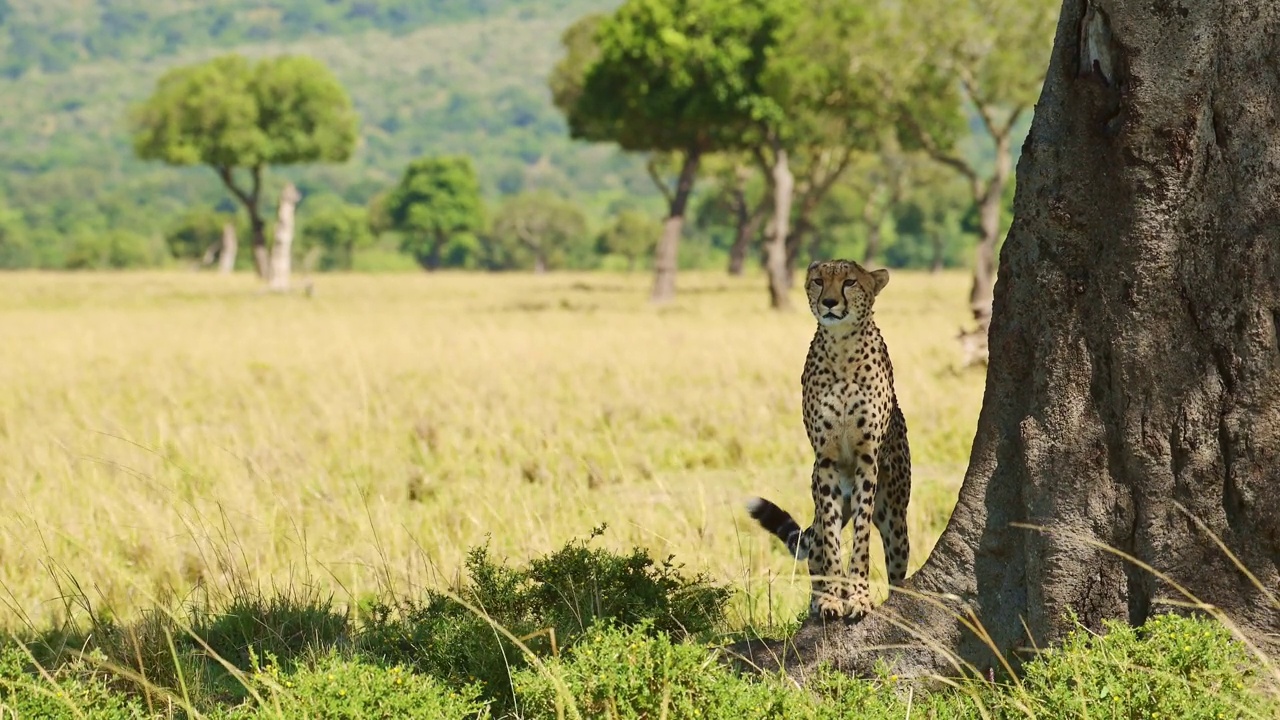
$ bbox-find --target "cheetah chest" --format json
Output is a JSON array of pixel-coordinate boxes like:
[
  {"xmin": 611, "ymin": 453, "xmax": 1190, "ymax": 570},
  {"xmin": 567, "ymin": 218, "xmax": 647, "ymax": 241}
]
[{"xmin": 802, "ymin": 340, "xmax": 893, "ymax": 460}]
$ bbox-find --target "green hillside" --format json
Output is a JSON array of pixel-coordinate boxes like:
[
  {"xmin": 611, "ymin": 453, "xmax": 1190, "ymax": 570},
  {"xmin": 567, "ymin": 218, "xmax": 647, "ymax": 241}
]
[{"xmin": 0, "ymin": 0, "xmax": 648, "ymax": 257}]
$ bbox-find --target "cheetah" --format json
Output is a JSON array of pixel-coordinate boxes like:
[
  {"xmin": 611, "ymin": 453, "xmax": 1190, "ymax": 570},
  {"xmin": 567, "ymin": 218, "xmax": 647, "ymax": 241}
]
[{"xmin": 747, "ymin": 259, "xmax": 912, "ymax": 621}]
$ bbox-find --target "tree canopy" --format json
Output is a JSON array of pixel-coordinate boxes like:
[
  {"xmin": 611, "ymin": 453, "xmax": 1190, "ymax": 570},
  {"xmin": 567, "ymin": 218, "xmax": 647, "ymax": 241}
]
[
  {"xmin": 132, "ymin": 53, "xmax": 357, "ymax": 172},
  {"xmin": 598, "ymin": 209, "xmax": 661, "ymax": 272},
  {"xmin": 561, "ymin": 0, "xmax": 795, "ymax": 155},
  {"xmin": 298, "ymin": 194, "xmax": 375, "ymax": 271},
  {"xmin": 386, "ymin": 156, "xmax": 485, "ymax": 271},
  {"xmin": 131, "ymin": 52, "xmax": 358, "ymax": 278},
  {"xmin": 486, "ymin": 191, "xmax": 590, "ymax": 273}
]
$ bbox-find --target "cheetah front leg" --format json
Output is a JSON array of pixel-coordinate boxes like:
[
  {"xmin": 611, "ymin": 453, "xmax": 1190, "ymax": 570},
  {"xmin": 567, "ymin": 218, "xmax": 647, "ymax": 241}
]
[
  {"xmin": 807, "ymin": 455, "xmax": 846, "ymax": 620},
  {"xmin": 842, "ymin": 446, "xmax": 880, "ymax": 620}
]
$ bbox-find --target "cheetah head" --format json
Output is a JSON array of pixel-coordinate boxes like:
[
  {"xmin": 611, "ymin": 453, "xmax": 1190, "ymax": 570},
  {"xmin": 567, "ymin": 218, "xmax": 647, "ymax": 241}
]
[{"xmin": 805, "ymin": 259, "xmax": 890, "ymax": 328}]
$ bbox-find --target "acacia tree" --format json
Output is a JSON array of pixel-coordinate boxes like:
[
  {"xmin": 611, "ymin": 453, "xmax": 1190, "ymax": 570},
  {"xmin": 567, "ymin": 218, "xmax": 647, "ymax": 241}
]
[
  {"xmin": 386, "ymin": 156, "xmax": 484, "ymax": 271},
  {"xmin": 752, "ymin": 0, "xmax": 892, "ymax": 309},
  {"xmin": 552, "ymin": 0, "xmax": 794, "ymax": 304},
  {"xmin": 882, "ymin": 0, "xmax": 1055, "ymax": 342},
  {"xmin": 732, "ymin": 0, "xmax": 1280, "ymax": 679},
  {"xmin": 298, "ymin": 194, "xmax": 374, "ymax": 271},
  {"xmin": 488, "ymin": 192, "xmax": 589, "ymax": 273},
  {"xmin": 692, "ymin": 157, "xmax": 769, "ymax": 277},
  {"xmin": 598, "ymin": 209, "xmax": 660, "ymax": 272},
  {"xmin": 132, "ymin": 54, "xmax": 358, "ymax": 279}
]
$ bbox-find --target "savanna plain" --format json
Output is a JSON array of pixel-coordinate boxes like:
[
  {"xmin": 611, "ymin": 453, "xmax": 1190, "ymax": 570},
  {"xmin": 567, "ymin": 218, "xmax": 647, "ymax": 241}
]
[
  {"xmin": 0, "ymin": 270, "xmax": 978, "ymax": 627},
  {"xmin": 1, "ymin": 271, "xmax": 1275, "ymax": 719}
]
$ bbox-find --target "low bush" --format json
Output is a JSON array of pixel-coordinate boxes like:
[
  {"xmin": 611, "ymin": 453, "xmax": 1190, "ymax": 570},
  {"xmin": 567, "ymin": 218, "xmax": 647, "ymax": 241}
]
[
  {"xmin": 220, "ymin": 650, "xmax": 488, "ymax": 719},
  {"xmin": 356, "ymin": 526, "xmax": 731, "ymax": 712}
]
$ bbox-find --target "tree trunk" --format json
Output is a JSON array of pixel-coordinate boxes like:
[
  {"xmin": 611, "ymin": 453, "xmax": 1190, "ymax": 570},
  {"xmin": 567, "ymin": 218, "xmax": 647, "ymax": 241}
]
[
  {"xmin": 727, "ymin": 172, "xmax": 750, "ymax": 277},
  {"xmin": 781, "ymin": 199, "xmax": 815, "ymax": 290},
  {"xmin": 269, "ymin": 182, "xmax": 301, "ymax": 292},
  {"xmin": 730, "ymin": 0, "xmax": 1280, "ymax": 680},
  {"xmin": 425, "ymin": 231, "xmax": 444, "ymax": 272},
  {"xmin": 215, "ymin": 165, "xmax": 268, "ymax": 280},
  {"xmin": 764, "ymin": 144, "xmax": 793, "ymax": 311},
  {"xmin": 862, "ymin": 194, "xmax": 883, "ymax": 265},
  {"xmin": 218, "ymin": 222, "xmax": 237, "ymax": 275},
  {"xmin": 970, "ymin": 133, "xmax": 1012, "ymax": 338},
  {"xmin": 727, "ymin": 166, "xmax": 766, "ymax": 277},
  {"xmin": 250, "ymin": 215, "xmax": 270, "ymax": 281},
  {"xmin": 533, "ymin": 253, "xmax": 547, "ymax": 275},
  {"xmin": 199, "ymin": 241, "xmax": 219, "ymax": 268},
  {"xmin": 651, "ymin": 149, "xmax": 701, "ymax": 304}
]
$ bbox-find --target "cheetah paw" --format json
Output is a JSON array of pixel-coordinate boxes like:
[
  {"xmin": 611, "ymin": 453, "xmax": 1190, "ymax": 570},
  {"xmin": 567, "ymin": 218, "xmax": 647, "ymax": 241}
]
[
  {"xmin": 812, "ymin": 595, "xmax": 847, "ymax": 622},
  {"xmin": 842, "ymin": 596, "xmax": 871, "ymax": 623}
]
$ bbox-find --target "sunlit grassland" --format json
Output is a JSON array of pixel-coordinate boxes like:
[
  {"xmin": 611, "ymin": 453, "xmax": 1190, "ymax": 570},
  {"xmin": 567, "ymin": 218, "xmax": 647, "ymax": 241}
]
[{"xmin": 0, "ymin": 269, "xmax": 984, "ymax": 632}]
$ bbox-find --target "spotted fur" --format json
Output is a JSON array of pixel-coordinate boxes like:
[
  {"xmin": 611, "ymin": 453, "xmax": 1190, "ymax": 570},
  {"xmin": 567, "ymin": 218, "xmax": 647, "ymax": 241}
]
[{"xmin": 747, "ymin": 259, "xmax": 912, "ymax": 622}]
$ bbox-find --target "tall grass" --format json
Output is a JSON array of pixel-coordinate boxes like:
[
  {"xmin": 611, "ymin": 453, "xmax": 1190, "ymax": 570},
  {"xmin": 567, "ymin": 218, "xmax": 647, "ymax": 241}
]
[{"xmin": 0, "ymin": 269, "xmax": 982, "ymax": 630}]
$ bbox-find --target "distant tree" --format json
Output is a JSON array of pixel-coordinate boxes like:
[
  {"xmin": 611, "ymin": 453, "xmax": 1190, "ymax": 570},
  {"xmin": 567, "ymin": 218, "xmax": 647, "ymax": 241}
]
[
  {"xmin": 0, "ymin": 202, "xmax": 31, "ymax": 269},
  {"xmin": 598, "ymin": 209, "xmax": 661, "ymax": 272},
  {"xmin": 486, "ymin": 192, "xmax": 589, "ymax": 273},
  {"xmin": 692, "ymin": 156, "xmax": 769, "ymax": 277},
  {"xmin": 65, "ymin": 230, "xmax": 161, "ymax": 270},
  {"xmin": 750, "ymin": 0, "xmax": 896, "ymax": 309},
  {"xmin": 552, "ymin": 0, "xmax": 796, "ymax": 303},
  {"xmin": 164, "ymin": 207, "xmax": 240, "ymax": 265},
  {"xmin": 886, "ymin": 174, "xmax": 972, "ymax": 272},
  {"xmin": 131, "ymin": 53, "xmax": 358, "ymax": 279},
  {"xmin": 298, "ymin": 194, "xmax": 375, "ymax": 271},
  {"xmin": 881, "ymin": 0, "xmax": 1056, "ymax": 336},
  {"xmin": 547, "ymin": 14, "xmax": 605, "ymax": 120},
  {"xmin": 386, "ymin": 156, "xmax": 485, "ymax": 271}
]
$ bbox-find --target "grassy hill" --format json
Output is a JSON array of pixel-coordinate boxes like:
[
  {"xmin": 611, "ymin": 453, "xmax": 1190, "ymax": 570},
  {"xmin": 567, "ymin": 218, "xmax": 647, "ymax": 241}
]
[{"xmin": 0, "ymin": 0, "xmax": 649, "ymax": 250}]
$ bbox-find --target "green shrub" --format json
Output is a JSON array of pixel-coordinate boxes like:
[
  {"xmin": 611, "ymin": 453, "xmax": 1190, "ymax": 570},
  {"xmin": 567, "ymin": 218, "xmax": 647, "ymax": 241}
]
[
  {"xmin": 189, "ymin": 588, "xmax": 349, "ymax": 672},
  {"xmin": 997, "ymin": 612, "xmax": 1276, "ymax": 719},
  {"xmin": 64, "ymin": 230, "xmax": 165, "ymax": 269},
  {"xmin": 512, "ymin": 622, "xmax": 823, "ymax": 720},
  {"xmin": 219, "ymin": 650, "xmax": 488, "ymax": 719},
  {"xmin": 357, "ymin": 526, "xmax": 730, "ymax": 712},
  {"xmin": 0, "ymin": 644, "xmax": 153, "ymax": 719},
  {"xmin": 24, "ymin": 586, "xmax": 350, "ymax": 713}
]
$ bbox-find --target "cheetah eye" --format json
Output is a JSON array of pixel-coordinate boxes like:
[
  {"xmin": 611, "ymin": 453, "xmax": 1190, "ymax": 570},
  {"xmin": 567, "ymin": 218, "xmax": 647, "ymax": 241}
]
[
  {"xmin": 810, "ymin": 279, "xmax": 823, "ymax": 287},
  {"xmin": 842, "ymin": 279, "xmax": 856, "ymax": 288}
]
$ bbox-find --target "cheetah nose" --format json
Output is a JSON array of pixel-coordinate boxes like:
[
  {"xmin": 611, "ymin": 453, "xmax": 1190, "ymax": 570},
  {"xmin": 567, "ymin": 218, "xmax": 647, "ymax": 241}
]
[{"xmin": 821, "ymin": 298, "xmax": 838, "ymax": 309}]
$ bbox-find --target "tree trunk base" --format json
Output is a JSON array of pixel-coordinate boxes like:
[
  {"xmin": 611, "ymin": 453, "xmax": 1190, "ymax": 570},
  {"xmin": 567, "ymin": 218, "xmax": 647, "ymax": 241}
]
[{"xmin": 728, "ymin": 0, "xmax": 1280, "ymax": 687}]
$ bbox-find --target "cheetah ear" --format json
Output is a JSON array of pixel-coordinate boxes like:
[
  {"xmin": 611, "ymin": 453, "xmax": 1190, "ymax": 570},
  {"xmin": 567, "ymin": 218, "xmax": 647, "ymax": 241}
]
[
  {"xmin": 869, "ymin": 269, "xmax": 890, "ymax": 296},
  {"xmin": 807, "ymin": 260, "xmax": 822, "ymax": 275}
]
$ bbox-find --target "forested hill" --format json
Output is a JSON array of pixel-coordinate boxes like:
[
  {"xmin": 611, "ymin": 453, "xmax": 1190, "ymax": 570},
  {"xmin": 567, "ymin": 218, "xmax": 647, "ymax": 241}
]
[{"xmin": 0, "ymin": 0, "xmax": 644, "ymax": 261}]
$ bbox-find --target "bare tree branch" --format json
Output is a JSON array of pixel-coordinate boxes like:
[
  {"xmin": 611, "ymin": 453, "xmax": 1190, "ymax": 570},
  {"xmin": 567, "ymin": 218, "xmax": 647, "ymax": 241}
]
[{"xmin": 645, "ymin": 155, "xmax": 676, "ymax": 206}]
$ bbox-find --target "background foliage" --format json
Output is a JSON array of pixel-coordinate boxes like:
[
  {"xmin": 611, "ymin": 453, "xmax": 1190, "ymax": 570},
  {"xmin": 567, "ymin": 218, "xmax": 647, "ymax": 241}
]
[{"xmin": 0, "ymin": 0, "xmax": 1023, "ymax": 273}]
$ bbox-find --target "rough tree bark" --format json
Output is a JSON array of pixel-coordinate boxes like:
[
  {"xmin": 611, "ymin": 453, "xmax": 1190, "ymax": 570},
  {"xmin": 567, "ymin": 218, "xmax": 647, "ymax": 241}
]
[
  {"xmin": 651, "ymin": 149, "xmax": 702, "ymax": 304},
  {"xmin": 268, "ymin": 182, "xmax": 301, "ymax": 292},
  {"xmin": 764, "ymin": 143, "xmax": 794, "ymax": 311},
  {"xmin": 218, "ymin": 222, "xmax": 237, "ymax": 274},
  {"xmin": 730, "ymin": 0, "xmax": 1280, "ymax": 680}
]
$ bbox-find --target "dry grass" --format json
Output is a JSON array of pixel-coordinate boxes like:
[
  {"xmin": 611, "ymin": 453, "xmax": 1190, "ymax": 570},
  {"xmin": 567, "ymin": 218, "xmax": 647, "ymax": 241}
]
[{"xmin": 0, "ymin": 269, "xmax": 984, "ymax": 632}]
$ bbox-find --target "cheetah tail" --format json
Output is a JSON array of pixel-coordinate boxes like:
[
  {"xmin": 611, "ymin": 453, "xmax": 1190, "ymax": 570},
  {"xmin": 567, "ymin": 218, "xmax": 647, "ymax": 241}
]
[{"xmin": 745, "ymin": 497, "xmax": 807, "ymax": 560}]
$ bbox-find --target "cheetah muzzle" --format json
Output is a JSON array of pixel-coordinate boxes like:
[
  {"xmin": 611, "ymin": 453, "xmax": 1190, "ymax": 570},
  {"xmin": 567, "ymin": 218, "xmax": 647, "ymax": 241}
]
[{"xmin": 746, "ymin": 258, "xmax": 913, "ymax": 623}]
